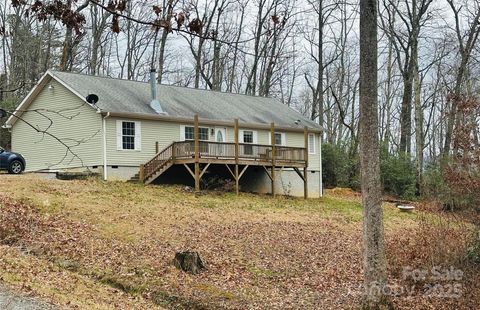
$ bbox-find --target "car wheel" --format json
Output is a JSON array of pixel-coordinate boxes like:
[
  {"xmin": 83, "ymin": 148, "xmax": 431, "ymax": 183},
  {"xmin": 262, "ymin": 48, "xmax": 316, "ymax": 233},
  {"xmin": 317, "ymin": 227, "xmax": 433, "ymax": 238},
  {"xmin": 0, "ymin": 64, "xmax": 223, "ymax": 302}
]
[{"xmin": 8, "ymin": 160, "xmax": 23, "ymax": 174}]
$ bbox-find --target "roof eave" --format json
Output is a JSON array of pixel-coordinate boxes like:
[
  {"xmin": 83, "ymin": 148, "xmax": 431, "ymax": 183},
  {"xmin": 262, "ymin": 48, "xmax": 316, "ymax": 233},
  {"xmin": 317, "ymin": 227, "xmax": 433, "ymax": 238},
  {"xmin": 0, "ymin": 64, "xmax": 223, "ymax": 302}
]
[{"xmin": 102, "ymin": 111, "xmax": 323, "ymax": 133}]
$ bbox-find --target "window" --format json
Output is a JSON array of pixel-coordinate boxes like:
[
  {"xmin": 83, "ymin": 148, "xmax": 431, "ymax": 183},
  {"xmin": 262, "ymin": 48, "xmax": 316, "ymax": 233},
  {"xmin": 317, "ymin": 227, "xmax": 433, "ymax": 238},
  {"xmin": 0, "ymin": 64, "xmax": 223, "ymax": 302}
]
[
  {"xmin": 243, "ymin": 131, "xmax": 253, "ymax": 143},
  {"xmin": 116, "ymin": 120, "xmax": 141, "ymax": 151},
  {"xmin": 308, "ymin": 133, "xmax": 316, "ymax": 154},
  {"xmin": 199, "ymin": 128, "xmax": 209, "ymax": 140},
  {"xmin": 274, "ymin": 133, "xmax": 282, "ymax": 145},
  {"xmin": 270, "ymin": 132, "xmax": 285, "ymax": 146},
  {"xmin": 181, "ymin": 125, "xmax": 210, "ymax": 153},
  {"xmin": 242, "ymin": 130, "xmax": 256, "ymax": 155},
  {"xmin": 122, "ymin": 121, "xmax": 135, "ymax": 150},
  {"xmin": 185, "ymin": 126, "xmax": 194, "ymax": 140},
  {"xmin": 183, "ymin": 126, "xmax": 209, "ymax": 141}
]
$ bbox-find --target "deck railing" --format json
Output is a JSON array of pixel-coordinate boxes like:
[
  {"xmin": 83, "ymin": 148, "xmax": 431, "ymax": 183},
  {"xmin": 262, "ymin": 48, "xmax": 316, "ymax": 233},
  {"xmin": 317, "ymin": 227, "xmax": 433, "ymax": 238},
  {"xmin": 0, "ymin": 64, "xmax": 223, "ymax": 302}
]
[
  {"xmin": 143, "ymin": 142, "xmax": 174, "ymax": 180},
  {"xmin": 170, "ymin": 141, "xmax": 305, "ymax": 163},
  {"xmin": 142, "ymin": 141, "xmax": 306, "ymax": 182}
]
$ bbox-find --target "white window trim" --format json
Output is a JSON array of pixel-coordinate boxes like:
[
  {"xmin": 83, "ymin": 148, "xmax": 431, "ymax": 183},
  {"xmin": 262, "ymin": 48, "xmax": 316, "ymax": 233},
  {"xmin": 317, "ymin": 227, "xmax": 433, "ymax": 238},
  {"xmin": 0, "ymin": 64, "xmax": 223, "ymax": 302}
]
[
  {"xmin": 116, "ymin": 120, "xmax": 141, "ymax": 151},
  {"xmin": 180, "ymin": 125, "xmax": 210, "ymax": 141},
  {"xmin": 239, "ymin": 129, "xmax": 258, "ymax": 144},
  {"xmin": 308, "ymin": 133, "xmax": 316, "ymax": 155},
  {"xmin": 268, "ymin": 132, "xmax": 286, "ymax": 146}
]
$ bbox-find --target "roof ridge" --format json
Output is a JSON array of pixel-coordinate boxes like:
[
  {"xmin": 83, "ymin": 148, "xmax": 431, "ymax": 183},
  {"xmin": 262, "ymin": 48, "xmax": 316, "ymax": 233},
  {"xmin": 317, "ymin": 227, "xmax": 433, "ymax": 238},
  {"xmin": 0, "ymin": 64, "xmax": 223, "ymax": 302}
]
[{"xmin": 49, "ymin": 70, "xmax": 279, "ymax": 101}]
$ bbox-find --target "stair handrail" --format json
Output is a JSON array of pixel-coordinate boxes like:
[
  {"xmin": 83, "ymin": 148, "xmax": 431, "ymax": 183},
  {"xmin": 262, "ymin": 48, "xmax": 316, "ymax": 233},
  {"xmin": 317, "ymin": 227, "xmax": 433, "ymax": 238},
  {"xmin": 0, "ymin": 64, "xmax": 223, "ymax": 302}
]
[{"xmin": 144, "ymin": 142, "xmax": 175, "ymax": 181}]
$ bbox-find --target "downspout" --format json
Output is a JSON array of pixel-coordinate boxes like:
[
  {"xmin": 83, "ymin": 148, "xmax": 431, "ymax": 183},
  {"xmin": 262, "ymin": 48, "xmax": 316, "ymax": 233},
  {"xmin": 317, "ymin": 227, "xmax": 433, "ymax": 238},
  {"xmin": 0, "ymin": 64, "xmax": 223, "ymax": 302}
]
[{"xmin": 102, "ymin": 112, "xmax": 110, "ymax": 181}]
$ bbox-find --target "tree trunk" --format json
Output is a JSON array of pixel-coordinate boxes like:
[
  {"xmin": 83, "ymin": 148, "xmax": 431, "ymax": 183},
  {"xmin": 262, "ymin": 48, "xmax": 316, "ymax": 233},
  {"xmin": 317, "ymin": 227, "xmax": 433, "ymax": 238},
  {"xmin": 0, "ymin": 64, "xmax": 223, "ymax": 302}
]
[
  {"xmin": 212, "ymin": 43, "xmax": 221, "ymax": 91},
  {"xmin": 316, "ymin": 0, "xmax": 324, "ymax": 126},
  {"xmin": 227, "ymin": 4, "xmax": 246, "ymax": 92},
  {"xmin": 59, "ymin": 0, "xmax": 89, "ymax": 72},
  {"xmin": 413, "ymin": 53, "xmax": 424, "ymax": 195},
  {"xmin": 157, "ymin": 28, "xmax": 169, "ymax": 84},
  {"xmin": 399, "ymin": 67, "xmax": 413, "ymax": 154},
  {"xmin": 359, "ymin": 0, "xmax": 388, "ymax": 306},
  {"xmin": 157, "ymin": 0, "xmax": 174, "ymax": 84},
  {"xmin": 59, "ymin": 26, "xmax": 73, "ymax": 71}
]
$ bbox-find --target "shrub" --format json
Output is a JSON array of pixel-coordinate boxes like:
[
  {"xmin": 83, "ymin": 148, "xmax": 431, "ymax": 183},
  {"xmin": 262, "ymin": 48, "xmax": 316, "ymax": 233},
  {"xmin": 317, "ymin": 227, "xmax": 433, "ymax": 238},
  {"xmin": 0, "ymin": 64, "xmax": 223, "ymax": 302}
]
[
  {"xmin": 467, "ymin": 233, "xmax": 480, "ymax": 264},
  {"xmin": 321, "ymin": 143, "xmax": 359, "ymax": 189},
  {"xmin": 322, "ymin": 142, "xmax": 417, "ymax": 199},
  {"xmin": 380, "ymin": 148, "xmax": 416, "ymax": 199},
  {"xmin": 423, "ymin": 161, "xmax": 458, "ymax": 208},
  {"xmin": 436, "ymin": 95, "xmax": 480, "ymax": 211}
]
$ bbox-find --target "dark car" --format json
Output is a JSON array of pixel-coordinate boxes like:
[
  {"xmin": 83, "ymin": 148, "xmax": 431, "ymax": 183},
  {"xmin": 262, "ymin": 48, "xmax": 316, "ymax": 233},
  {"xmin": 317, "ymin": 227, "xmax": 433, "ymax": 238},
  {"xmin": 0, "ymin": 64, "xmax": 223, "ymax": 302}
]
[{"xmin": 0, "ymin": 146, "xmax": 26, "ymax": 174}]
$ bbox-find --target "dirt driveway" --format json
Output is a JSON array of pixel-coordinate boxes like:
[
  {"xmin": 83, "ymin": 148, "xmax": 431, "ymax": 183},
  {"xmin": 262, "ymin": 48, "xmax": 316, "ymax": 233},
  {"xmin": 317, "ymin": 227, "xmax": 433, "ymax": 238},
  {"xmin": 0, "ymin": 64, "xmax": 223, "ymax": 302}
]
[{"xmin": 0, "ymin": 286, "xmax": 57, "ymax": 310}]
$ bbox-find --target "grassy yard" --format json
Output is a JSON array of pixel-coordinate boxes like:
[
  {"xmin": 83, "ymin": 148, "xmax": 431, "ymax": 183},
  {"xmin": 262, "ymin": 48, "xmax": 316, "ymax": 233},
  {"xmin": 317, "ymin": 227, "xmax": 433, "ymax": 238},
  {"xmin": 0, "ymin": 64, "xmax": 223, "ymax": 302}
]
[{"xmin": 0, "ymin": 174, "xmax": 478, "ymax": 309}]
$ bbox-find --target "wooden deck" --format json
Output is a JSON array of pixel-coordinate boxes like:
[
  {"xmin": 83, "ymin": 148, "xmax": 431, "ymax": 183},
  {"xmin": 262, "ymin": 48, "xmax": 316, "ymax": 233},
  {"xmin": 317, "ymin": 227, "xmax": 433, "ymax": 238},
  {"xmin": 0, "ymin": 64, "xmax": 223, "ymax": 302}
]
[
  {"xmin": 140, "ymin": 115, "xmax": 310, "ymax": 198},
  {"xmin": 173, "ymin": 141, "xmax": 306, "ymax": 166}
]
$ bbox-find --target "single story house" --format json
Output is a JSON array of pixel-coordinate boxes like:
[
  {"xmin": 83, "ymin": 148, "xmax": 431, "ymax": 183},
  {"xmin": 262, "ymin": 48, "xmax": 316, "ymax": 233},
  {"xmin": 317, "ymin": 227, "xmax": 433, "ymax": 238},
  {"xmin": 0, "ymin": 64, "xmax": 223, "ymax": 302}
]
[{"xmin": 3, "ymin": 70, "xmax": 323, "ymax": 197}]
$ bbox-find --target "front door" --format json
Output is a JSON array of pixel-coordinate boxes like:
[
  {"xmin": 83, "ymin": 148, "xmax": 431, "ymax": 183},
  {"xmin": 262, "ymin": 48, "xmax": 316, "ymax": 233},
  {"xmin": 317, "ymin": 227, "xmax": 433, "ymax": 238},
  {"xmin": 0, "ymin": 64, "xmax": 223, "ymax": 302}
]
[{"xmin": 215, "ymin": 127, "xmax": 227, "ymax": 156}]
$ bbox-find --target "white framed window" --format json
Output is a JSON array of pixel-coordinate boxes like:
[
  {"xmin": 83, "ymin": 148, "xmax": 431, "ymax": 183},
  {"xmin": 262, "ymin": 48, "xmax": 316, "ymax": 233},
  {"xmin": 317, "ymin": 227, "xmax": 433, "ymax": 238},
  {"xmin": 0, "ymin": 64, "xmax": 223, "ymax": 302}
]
[
  {"xmin": 243, "ymin": 130, "xmax": 253, "ymax": 143},
  {"xmin": 180, "ymin": 125, "xmax": 209, "ymax": 141},
  {"xmin": 239, "ymin": 130, "xmax": 258, "ymax": 144},
  {"xmin": 308, "ymin": 133, "xmax": 316, "ymax": 154},
  {"xmin": 268, "ymin": 132, "xmax": 286, "ymax": 146},
  {"xmin": 239, "ymin": 129, "xmax": 258, "ymax": 155},
  {"xmin": 116, "ymin": 120, "xmax": 141, "ymax": 151}
]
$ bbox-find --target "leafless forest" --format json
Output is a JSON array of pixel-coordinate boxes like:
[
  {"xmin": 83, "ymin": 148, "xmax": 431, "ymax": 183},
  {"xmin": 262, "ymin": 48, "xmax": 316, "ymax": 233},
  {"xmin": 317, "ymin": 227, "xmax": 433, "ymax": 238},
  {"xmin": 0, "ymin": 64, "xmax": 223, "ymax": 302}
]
[{"xmin": 0, "ymin": 0, "xmax": 479, "ymax": 199}]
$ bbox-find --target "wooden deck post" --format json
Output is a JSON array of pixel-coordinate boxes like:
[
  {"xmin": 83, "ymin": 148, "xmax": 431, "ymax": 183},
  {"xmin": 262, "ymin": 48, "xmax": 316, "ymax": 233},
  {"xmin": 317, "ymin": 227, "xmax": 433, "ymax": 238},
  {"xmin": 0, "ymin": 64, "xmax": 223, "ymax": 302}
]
[
  {"xmin": 172, "ymin": 142, "xmax": 176, "ymax": 163},
  {"xmin": 234, "ymin": 119, "xmax": 239, "ymax": 195},
  {"xmin": 270, "ymin": 123, "xmax": 276, "ymax": 197},
  {"xmin": 304, "ymin": 126, "xmax": 309, "ymax": 199},
  {"xmin": 139, "ymin": 164, "xmax": 145, "ymax": 183},
  {"xmin": 194, "ymin": 114, "xmax": 200, "ymax": 192}
]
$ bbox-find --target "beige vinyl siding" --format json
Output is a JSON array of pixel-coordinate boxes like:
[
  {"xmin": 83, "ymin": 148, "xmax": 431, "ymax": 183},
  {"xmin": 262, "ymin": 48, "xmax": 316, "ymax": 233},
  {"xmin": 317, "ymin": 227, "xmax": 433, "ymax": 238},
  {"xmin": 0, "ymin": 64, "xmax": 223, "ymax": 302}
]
[
  {"xmin": 106, "ymin": 118, "xmax": 180, "ymax": 166},
  {"xmin": 106, "ymin": 118, "xmax": 321, "ymax": 171},
  {"xmin": 11, "ymin": 79, "xmax": 103, "ymax": 171}
]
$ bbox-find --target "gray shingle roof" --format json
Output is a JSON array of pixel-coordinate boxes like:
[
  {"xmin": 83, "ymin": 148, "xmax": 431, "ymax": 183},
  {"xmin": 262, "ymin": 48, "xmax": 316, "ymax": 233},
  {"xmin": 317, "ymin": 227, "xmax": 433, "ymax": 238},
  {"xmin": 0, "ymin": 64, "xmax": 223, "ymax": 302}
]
[{"xmin": 50, "ymin": 71, "xmax": 320, "ymax": 130}]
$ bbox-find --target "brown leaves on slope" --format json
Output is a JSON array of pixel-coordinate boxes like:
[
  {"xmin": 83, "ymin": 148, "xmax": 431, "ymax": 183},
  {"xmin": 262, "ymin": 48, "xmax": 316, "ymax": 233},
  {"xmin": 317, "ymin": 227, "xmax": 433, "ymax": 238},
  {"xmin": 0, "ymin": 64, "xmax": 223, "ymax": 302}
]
[
  {"xmin": 0, "ymin": 197, "xmax": 41, "ymax": 245},
  {"xmin": 0, "ymin": 196, "xmax": 92, "ymax": 261},
  {"xmin": 0, "ymin": 186, "xmax": 365, "ymax": 309},
  {"xmin": 1, "ymin": 176, "xmax": 479, "ymax": 309}
]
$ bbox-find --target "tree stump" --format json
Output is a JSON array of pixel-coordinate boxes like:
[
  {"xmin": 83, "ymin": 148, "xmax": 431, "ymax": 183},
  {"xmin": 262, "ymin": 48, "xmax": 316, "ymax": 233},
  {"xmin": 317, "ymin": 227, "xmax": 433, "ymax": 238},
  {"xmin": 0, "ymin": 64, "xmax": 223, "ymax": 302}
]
[{"xmin": 173, "ymin": 251, "xmax": 205, "ymax": 274}]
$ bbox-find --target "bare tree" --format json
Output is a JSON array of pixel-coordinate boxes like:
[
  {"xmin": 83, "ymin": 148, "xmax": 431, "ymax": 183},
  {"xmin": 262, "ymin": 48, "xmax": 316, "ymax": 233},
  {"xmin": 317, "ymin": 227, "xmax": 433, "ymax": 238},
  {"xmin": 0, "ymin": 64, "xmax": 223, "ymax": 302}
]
[
  {"xmin": 59, "ymin": 0, "xmax": 89, "ymax": 71},
  {"xmin": 381, "ymin": 0, "xmax": 433, "ymax": 155},
  {"xmin": 88, "ymin": 2, "xmax": 111, "ymax": 75},
  {"xmin": 304, "ymin": 0, "xmax": 338, "ymax": 126},
  {"xmin": 443, "ymin": 0, "xmax": 480, "ymax": 155}
]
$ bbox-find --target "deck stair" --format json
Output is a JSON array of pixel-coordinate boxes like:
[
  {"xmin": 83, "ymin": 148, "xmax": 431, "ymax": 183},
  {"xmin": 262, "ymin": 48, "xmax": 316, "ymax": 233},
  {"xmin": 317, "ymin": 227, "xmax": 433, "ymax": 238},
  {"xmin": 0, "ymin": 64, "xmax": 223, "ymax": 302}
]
[{"xmin": 143, "ymin": 142, "xmax": 175, "ymax": 185}]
